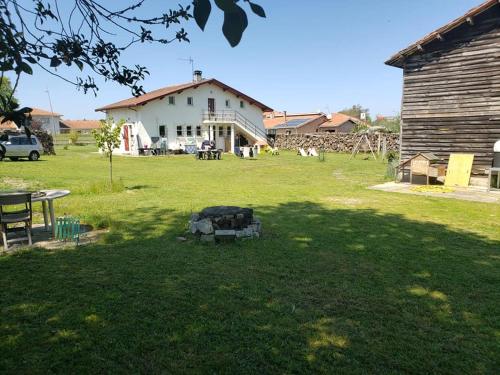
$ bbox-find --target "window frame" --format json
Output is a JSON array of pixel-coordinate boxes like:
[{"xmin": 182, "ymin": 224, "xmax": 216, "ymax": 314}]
[
  {"xmin": 196, "ymin": 126, "xmax": 202, "ymax": 137},
  {"xmin": 186, "ymin": 125, "xmax": 193, "ymax": 136},
  {"xmin": 239, "ymin": 100, "xmax": 245, "ymax": 109},
  {"xmin": 176, "ymin": 125, "xmax": 183, "ymax": 136},
  {"xmin": 168, "ymin": 96, "xmax": 175, "ymax": 105},
  {"xmin": 159, "ymin": 125, "xmax": 166, "ymax": 138},
  {"xmin": 187, "ymin": 97, "xmax": 193, "ymax": 106},
  {"xmin": 225, "ymin": 99, "xmax": 231, "ymax": 108}
]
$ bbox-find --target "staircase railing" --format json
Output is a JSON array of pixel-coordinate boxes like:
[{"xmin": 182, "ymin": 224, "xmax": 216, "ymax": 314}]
[{"xmin": 202, "ymin": 110, "xmax": 269, "ymax": 142}]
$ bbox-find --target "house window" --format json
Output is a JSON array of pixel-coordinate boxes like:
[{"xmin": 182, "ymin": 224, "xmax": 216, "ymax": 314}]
[
  {"xmin": 225, "ymin": 99, "xmax": 231, "ymax": 108},
  {"xmin": 196, "ymin": 126, "xmax": 201, "ymax": 136},
  {"xmin": 218, "ymin": 126, "xmax": 224, "ymax": 137},
  {"xmin": 186, "ymin": 126, "xmax": 192, "ymax": 136},
  {"xmin": 176, "ymin": 125, "xmax": 183, "ymax": 136},
  {"xmin": 227, "ymin": 126, "xmax": 231, "ymax": 136},
  {"xmin": 240, "ymin": 100, "xmax": 245, "ymax": 109},
  {"xmin": 187, "ymin": 97, "xmax": 193, "ymax": 106},
  {"xmin": 168, "ymin": 96, "xmax": 175, "ymax": 105},
  {"xmin": 159, "ymin": 125, "xmax": 166, "ymax": 137}
]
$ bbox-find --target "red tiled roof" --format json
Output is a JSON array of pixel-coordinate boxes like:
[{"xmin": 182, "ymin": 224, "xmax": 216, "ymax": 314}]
[
  {"xmin": 95, "ymin": 79, "xmax": 273, "ymax": 112},
  {"xmin": 60, "ymin": 119, "xmax": 102, "ymax": 130},
  {"xmin": 263, "ymin": 113, "xmax": 324, "ymax": 129},
  {"xmin": 30, "ymin": 107, "xmax": 61, "ymax": 116},
  {"xmin": 319, "ymin": 113, "xmax": 363, "ymax": 128},
  {"xmin": 0, "ymin": 118, "xmax": 18, "ymax": 130},
  {"xmin": 386, "ymin": 0, "xmax": 498, "ymax": 68}
]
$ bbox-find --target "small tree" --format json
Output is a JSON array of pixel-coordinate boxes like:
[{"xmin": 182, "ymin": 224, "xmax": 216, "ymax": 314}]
[
  {"xmin": 92, "ymin": 118, "xmax": 124, "ymax": 186},
  {"xmin": 68, "ymin": 130, "xmax": 80, "ymax": 145}
]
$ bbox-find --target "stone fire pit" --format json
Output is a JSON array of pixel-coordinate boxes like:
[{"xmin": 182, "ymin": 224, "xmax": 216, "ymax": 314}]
[{"xmin": 189, "ymin": 206, "xmax": 262, "ymax": 242}]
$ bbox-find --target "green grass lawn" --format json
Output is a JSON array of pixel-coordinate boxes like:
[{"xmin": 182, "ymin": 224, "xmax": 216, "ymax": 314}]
[{"xmin": 1, "ymin": 146, "xmax": 499, "ymax": 374}]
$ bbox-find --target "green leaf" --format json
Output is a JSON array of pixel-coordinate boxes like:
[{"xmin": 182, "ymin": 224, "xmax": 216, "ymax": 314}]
[
  {"xmin": 249, "ymin": 2, "xmax": 266, "ymax": 18},
  {"xmin": 214, "ymin": 0, "xmax": 236, "ymax": 12},
  {"xmin": 19, "ymin": 62, "xmax": 33, "ymax": 75},
  {"xmin": 222, "ymin": 4, "xmax": 248, "ymax": 47},
  {"xmin": 50, "ymin": 56, "xmax": 61, "ymax": 68},
  {"xmin": 75, "ymin": 60, "xmax": 84, "ymax": 71},
  {"xmin": 193, "ymin": 0, "xmax": 211, "ymax": 31}
]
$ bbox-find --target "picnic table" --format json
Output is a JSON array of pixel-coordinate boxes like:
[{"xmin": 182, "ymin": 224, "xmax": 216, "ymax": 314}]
[{"xmin": 196, "ymin": 149, "xmax": 222, "ymax": 160}]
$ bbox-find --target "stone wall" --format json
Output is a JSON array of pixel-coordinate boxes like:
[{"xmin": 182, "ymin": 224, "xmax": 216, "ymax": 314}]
[{"xmin": 274, "ymin": 133, "xmax": 400, "ymax": 154}]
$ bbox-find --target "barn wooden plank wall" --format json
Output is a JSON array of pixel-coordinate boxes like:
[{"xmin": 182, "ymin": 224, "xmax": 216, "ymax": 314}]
[{"xmin": 401, "ymin": 6, "xmax": 500, "ymax": 174}]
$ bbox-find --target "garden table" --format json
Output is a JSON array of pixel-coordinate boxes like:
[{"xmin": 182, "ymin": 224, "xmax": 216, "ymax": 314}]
[{"xmin": 31, "ymin": 190, "xmax": 71, "ymax": 237}]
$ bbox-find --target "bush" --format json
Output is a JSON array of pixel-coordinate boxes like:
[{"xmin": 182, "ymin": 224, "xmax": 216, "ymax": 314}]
[{"xmin": 68, "ymin": 130, "xmax": 80, "ymax": 145}]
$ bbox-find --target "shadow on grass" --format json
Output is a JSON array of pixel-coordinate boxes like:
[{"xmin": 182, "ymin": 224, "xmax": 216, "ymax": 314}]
[{"xmin": 0, "ymin": 202, "xmax": 498, "ymax": 373}]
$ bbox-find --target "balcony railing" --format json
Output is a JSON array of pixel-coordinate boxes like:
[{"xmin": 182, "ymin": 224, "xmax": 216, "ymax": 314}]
[{"xmin": 202, "ymin": 110, "xmax": 268, "ymax": 141}]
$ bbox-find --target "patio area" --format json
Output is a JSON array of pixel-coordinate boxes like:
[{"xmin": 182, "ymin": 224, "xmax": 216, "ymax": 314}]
[{"xmin": 370, "ymin": 181, "xmax": 500, "ymax": 204}]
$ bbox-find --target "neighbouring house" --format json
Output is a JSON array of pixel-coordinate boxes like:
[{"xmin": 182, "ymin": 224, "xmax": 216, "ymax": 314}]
[
  {"xmin": 385, "ymin": 0, "xmax": 500, "ymax": 178},
  {"xmin": 95, "ymin": 71, "xmax": 272, "ymax": 154},
  {"xmin": 318, "ymin": 113, "xmax": 363, "ymax": 133},
  {"xmin": 0, "ymin": 119, "xmax": 18, "ymax": 132},
  {"xmin": 59, "ymin": 119, "xmax": 102, "ymax": 134},
  {"xmin": 28, "ymin": 107, "xmax": 62, "ymax": 135},
  {"xmin": 264, "ymin": 112, "xmax": 327, "ymax": 136}
]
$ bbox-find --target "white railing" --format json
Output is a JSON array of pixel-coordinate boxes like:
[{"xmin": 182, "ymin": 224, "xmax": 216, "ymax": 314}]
[{"xmin": 202, "ymin": 110, "xmax": 268, "ymax": 141}]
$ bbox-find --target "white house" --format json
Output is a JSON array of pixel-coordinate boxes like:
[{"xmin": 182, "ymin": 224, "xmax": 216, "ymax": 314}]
[
  {"xmin": 29, "ymin": 108, "xmax": 62, "ymax": 134},
  {"xmin": 95, "ymin": 71, "xmax": 272, "ymax": 154}
]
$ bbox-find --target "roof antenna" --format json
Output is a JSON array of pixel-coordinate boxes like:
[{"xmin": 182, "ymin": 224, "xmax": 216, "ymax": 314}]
[{"xmin": 178, "ymin": 56, "xmax": 194, "ymax": 77}]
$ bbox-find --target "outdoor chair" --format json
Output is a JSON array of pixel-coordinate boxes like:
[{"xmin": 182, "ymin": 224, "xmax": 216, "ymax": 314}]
[
  {"xmin": 308, "ymin": 148, "xmax": 319, "ymax": 157},
  {"xmin": 268, "ymin": 147, "xmax": 280, "ymax": 155},
  {"xmin": 0, "ymin": 192, "xmax": 33, "ymax": 251},
  {"xmin": 298, "ymin": 148, "xmax": 308, "ymax": 157}
]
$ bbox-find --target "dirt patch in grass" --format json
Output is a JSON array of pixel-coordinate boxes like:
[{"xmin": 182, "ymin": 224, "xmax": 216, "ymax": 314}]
[{"xmin": 0, "ymin": 177, "xmax": 42, "ymax": 191}]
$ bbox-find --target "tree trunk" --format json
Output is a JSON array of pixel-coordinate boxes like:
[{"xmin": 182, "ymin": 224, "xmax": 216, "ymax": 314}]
[{"xmin": 109, "ymin": 152, "xmax": 113, "ymax": 189}]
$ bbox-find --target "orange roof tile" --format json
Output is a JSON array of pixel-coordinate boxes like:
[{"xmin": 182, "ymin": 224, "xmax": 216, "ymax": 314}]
[
  {"xmin": 30, "ymin": 107, "xmax": 61, "ymax": 117},
  {"xmin": 60, "ymin": 119, "xmax": 102, "ymax": 130},
  {"xmin": 0, "ymin": 118, "xmax": 18, "ymax": 130},
  {"xmin": 96, "ymin": 79, "xmax": 273, "ymax": 112},
  {"xmin": 319, "ymin": 113, "xmax": 362, "ymax": 128}
]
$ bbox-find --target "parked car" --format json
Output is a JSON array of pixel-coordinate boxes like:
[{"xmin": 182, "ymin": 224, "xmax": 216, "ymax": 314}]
[{"xmin": 0, "ymin": 134, "xmax": 42, "ymax": 161}]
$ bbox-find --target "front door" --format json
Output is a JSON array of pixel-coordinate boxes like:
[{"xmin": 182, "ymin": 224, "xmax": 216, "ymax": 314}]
[
  {"xmin": 123, "ymin": 125, "xmax": 130, "ymax": 151},
  {"xmin": 208, "ymin": 98, "xmax": 215, "ymax": 113}
]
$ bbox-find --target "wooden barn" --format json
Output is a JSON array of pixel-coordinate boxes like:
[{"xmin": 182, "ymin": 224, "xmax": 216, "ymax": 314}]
[{"xmin": 386, "ymin": 0, "xmax": 500, "ymax": 180}]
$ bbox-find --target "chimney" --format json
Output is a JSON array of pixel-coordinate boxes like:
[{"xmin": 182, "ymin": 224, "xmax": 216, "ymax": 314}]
[{"xmin": 193, "ymin": 70, "xmax": 203, "ymax": 83}]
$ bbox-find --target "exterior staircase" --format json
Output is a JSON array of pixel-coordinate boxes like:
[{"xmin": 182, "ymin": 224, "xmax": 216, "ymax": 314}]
[{"xmin": 202, "ymin": 110, "xmax": 270, "ymax": 145}]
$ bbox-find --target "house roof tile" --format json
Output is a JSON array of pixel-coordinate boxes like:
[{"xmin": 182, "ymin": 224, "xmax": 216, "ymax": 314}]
[
  {"xmin": 60, "ymin": 119, "xmax": 102, "ymax": 130},
  {"xmin": 95, "ymin": 79, "xmax": 273, "ymax": 112}
]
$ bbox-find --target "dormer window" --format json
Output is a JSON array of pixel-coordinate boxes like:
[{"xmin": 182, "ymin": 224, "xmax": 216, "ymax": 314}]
[{"xmin": 168, "ymin": 96, "xmax": 175, "ymax": 105}]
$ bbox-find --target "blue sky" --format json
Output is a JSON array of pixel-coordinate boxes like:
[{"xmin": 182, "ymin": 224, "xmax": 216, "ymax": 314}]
[{"xmin": 14, "ymin": 0, "xmax": 483, "ymax": 119}]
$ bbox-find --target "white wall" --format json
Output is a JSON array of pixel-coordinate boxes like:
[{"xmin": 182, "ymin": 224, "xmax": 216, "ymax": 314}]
[
  {"xmin": 32, "ymin": 115, "xmax": 61, "ymax": 135},
  {"xmin": 104, "ymin": 82, "xmax": 266, "ymax": 154}
]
